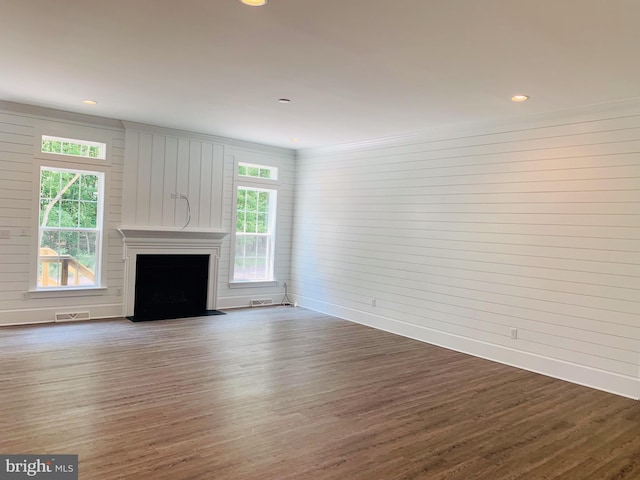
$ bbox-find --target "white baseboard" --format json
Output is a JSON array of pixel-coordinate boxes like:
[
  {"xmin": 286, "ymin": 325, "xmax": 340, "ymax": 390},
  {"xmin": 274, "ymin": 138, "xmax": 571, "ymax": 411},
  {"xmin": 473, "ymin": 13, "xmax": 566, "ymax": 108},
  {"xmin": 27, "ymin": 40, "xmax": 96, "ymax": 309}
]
[
  {"xmin": 217, "ymin": 294, "xmax": 289, "ymax": 310},
  {"xmin": 0, "ymin": 303, "xmax": 123, "ymax": 326},
  {"xmin": 297, "ymin": 296, "xmax": 640, "ymax": 400}
]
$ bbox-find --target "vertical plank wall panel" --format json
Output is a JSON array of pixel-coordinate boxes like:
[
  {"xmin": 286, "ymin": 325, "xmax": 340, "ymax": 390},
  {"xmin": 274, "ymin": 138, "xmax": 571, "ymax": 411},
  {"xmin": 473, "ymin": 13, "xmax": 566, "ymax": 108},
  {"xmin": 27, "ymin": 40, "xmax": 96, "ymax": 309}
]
[
  {"xmin": 122, "ymin": 128, "xmax": 225, "ymax": 230},
  {"xmin": 162, "ymin": 136, "xmax": 178, "ymax": 226},
  {"xmin": 149, "ymin": 135, "xmax": 166, "ymax": 225},
  {"xmin": 199, "ymin": 142, "xmax": 214, "ymax": 227},
  {"xmin": 175, "ymin": 137, "xmax": 191, "ymax": 227},
  {"xmin": 292, "ymin": 105, "xmax": 640, "ymax": 398},
  {"xmin": 122, "ymin": 129, "xmax": 139, "ymax": 225},
  {"xmin": 135, "ymin": 133, "xmax": 153, "ymax": 225},
  {"xmin": 209, "ymin": 144, "xmax": 225, "ymax": 228},
  {"xmin": 187, "ymin": 140, "xmax": 202, "ymax": 227}
]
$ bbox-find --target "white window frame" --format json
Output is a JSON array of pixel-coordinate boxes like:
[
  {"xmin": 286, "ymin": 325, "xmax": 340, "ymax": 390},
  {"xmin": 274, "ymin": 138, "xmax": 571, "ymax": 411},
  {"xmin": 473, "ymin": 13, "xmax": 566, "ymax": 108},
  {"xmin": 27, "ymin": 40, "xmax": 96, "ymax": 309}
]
[
  {"xmin": 230, "ymin": 161, "xmax": 280, "ymax": 287},
  {"xmin": 37, "ymin": 166, "xmax": 105, "ymax": 291},
  {"xmin": 29, "ymin": 132, "xmax": 110, "ymax": 297}
]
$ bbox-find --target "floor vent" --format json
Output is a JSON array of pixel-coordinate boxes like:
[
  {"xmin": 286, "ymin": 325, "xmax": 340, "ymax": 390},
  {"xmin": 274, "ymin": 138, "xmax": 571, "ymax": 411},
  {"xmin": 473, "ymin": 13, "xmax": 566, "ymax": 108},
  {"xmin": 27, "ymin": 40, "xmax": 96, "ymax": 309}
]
[
  {"xmin": 55, "ymin": 311, "xmax": 91, "ymax": 322},
  {"xmin": 250, "ymin": 299, "xmax": 273, "ymax": 307}
]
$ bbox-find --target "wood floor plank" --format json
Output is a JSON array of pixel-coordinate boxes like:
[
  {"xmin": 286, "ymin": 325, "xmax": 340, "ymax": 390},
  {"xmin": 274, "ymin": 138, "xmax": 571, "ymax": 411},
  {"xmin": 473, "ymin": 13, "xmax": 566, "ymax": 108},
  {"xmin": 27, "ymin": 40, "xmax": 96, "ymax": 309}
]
[{"xmin": 1, "ymin": 307, "xmax": 640, "ymax": 479}]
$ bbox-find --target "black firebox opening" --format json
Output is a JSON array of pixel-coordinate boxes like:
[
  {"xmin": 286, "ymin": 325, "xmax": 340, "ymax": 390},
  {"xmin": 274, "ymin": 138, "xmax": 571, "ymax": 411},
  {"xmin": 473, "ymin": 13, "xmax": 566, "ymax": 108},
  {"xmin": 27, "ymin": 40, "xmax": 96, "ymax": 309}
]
[{"xmin": 130, "ymin": 254, "xmax": 219, "ymax": 321}]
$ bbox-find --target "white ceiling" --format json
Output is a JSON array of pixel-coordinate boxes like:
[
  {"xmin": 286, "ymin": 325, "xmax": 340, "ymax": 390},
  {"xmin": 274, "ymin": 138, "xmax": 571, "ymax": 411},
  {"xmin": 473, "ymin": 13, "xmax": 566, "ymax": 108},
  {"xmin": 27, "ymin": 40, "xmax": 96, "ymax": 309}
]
[{"xmin": 1, "ymin": 0, "xmax": 639, "ymax": 149}]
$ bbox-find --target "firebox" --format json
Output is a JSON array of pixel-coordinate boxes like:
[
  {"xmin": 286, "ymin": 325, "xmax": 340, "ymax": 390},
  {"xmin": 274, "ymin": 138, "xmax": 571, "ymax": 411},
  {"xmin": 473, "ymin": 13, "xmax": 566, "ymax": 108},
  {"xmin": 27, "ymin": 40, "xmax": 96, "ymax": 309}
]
[{"xmin": 132, "ymin": 254, "xmax": 209, "ymax": 321}]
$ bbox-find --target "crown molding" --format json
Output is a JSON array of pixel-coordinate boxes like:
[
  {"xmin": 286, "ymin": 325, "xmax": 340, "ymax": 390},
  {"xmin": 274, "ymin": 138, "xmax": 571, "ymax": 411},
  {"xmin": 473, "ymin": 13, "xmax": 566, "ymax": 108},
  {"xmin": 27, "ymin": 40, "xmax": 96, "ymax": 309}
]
[
  {"xmin": 297, "ymin": 97, "xmax": 640, "ymax": 159},
  {"xmin": 122, "ymin": 120, "xmax": 295, "ymax": 158},
  {"xmin": 0, "ymin": 100, "xmax": 125, "ymax": 131}
]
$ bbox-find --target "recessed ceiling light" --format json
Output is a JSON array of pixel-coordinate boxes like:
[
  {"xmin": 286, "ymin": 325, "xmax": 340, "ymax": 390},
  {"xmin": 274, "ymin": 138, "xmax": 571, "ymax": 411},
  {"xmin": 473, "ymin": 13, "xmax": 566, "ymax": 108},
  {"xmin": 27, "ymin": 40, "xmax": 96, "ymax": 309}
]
[
  {"xmin": 240, "ymin": 0, "xmax": 268, "ymax": 6},
  {"xmin": 82, "ymin": 99, "xmax": 97, "ymax": 105},
  {"xmin": 511, "ymin": 94, "xmax": 529, "ymax": 102},
  {"xmin": 278, "ymin": 98, "xmax": 291, "ymax": 104},
  {"xmin": 291, "ymin": 138, "xmax": 301, "ymax": 143}
]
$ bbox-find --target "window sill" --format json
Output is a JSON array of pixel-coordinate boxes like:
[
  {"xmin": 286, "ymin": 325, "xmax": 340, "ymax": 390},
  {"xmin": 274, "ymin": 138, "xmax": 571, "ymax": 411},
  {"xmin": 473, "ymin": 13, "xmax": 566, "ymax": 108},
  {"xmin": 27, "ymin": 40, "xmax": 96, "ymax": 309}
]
[
  {"xmin": 28, "ymin": 287, "xmax": 108, "ymax": 299},
  {"xmin": 228, "ymin": 281, "xmax": 277, "ymax": 289}
]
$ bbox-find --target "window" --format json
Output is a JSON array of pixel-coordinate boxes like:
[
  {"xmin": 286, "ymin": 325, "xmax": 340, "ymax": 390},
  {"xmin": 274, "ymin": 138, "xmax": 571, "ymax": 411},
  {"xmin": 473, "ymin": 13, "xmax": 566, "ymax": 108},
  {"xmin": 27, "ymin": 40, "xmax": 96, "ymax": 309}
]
[
  {"xmin": 232, "ymin": 162, "xmax": 278, "ymax": 283},
  {"xmin": 238, "ymin": 162, "xmax": 277, "ymax": 180},
  {"xmin": 41, "ymin": 135, "xmax": 106, "ymax": 160},
  {"xmin": 38, "ymin": 167, "xmax": 104, "ymax": 288}
]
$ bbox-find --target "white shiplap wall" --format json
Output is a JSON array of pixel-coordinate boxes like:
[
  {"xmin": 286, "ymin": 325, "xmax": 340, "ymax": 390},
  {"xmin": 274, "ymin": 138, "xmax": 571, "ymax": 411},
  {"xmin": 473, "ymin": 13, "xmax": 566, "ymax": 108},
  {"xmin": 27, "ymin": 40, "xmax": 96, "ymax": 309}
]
[
  {"xmin": 217, "ymin": 147, "xmax": 296, "ymax": 308},
  {"xmin": 122, "ymin": 123, "xmax": 296, "ymax": 309},
  {"xmin": 0, "ymin": 102, "xmax": 125, "ymax": 325},
  {"xmin": 292, "ymin": 105, "xmax": 640, "ymax": 399}
]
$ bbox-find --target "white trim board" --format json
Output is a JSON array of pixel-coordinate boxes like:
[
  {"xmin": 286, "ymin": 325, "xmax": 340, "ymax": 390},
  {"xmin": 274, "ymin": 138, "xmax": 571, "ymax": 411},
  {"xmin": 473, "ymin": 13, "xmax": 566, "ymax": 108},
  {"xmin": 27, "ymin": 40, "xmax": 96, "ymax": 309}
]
[
  {"xmin": 296, "ymin": 296, "xmax": 640, "ymax": 400},
  {"xmin": 0, "ymin": 303, "xmax": 122, "ymax": 326},
  {"xmin": 297, "ymin": 98, "xmax": 640, "ymax": 158}
]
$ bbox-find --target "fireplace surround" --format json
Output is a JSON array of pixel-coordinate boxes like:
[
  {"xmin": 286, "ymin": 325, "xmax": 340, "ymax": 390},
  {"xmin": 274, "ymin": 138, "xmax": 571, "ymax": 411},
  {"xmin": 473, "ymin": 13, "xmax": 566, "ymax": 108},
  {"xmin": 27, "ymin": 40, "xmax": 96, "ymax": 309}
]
[{"xmin": 118, "ymin": 227, "xmax": 227, "ymax": 318}]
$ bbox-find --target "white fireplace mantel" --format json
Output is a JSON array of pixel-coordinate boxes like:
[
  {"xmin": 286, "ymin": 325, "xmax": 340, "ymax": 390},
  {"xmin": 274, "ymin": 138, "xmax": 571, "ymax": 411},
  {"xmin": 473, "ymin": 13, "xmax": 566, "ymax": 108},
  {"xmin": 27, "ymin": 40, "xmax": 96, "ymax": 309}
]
[
  {"xmin": 118, "ymin": 226, "xmax": 228, "ymax": 317},
  {"xmin": 118, "ymin": 226, "xmax": 227, "ymax": 243}
]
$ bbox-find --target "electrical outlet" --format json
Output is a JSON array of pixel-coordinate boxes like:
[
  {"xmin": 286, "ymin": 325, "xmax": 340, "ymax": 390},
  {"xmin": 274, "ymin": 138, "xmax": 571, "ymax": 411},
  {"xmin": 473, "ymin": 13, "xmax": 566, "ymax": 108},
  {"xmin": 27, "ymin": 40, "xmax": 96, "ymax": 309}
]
[
  {"xmin": 509, "ymin": 328, "xmax": 518, "ymax": 339},
  {"xmin": 22, "ymin": 292, "xmax": 29, "ymax": 300}
]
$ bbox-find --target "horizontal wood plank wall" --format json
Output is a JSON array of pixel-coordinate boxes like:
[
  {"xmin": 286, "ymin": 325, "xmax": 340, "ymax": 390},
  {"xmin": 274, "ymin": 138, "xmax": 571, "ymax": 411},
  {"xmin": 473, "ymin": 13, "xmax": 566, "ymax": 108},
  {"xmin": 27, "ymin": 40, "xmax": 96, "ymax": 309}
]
[
  {"xmin": 293, "ymin": 107, "xmax": 640, "ymax": 398},
  {"xmin": 0, "ymin": 104, "xmax": 125, "ymax": 325},
  {"xmin": 122, "ymin": 129, "xmax": 224, "ymax": 229},
  {"xmin": 217, "ymin": 147, "xmax": 296, "ymax": 309}
]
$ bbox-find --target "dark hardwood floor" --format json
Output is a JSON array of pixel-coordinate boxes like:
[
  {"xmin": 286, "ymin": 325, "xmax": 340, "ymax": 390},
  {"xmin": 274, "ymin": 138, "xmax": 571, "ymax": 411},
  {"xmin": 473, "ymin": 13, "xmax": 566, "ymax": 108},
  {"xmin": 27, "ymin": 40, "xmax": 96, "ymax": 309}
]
[{"xmin": 1, "ymin": 307, "xmax": 639, "ymax": 479}]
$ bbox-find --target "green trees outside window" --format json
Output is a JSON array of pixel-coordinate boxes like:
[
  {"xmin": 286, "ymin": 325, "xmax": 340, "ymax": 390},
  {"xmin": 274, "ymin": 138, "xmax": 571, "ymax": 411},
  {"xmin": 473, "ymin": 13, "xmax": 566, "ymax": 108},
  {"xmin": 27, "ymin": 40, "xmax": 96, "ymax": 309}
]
[
  {"xmin": 41, "ymin": 135, "xmax": 105, "ymax": 159},
  {"xmin": 234, "ymin": 186, "xmax": 276, "ymax": 282},
  {"xmin": 38, "ymin": 167, "xmax": 103, "ymax": 288}
]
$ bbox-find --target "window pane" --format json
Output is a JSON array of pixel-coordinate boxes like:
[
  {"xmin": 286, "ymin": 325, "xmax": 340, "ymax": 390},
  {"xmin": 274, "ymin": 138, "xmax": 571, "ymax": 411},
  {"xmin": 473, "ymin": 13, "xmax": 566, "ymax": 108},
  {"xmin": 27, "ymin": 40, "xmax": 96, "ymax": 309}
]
[
  {"xmin": 234, "ymin": 185, "xmax": 275, "ymax": 282},
  {"xmin": 237, "ymin": 162, "xmax": 277, "ymax": 180},
  {"xmin": 60, "ymin": 200, "xmax": 79, "ymax": 227},
  {"xmin": 236, "ymin": 211, "xmax": 246, "ymax": 232},
  {"xmin": 234, "ymin": 234, "xmax": 269, "ymax": 281},
  {"xmin": 38, "ymin": 230, "xmax": 98, "ymax": 287},
  {"xmin": 60, "ymin": 172, "xmax": 80, "ymax": 199},
  {"xmin": 80, "ymin": 174, "xmax": 99, "ymax": 200},
  {"xmin": 245, "ymin": 212, "xmax": 257, "ymax": 233},
  {"xmin": 38, "ymin": 167, "xmax": 102, "ymax": 289},
  {"xmin": 245, "ymin": 189, "xmax": 257, "ymax": 209},
  {"xmin": 258, "ymin": 168, "xmax": 271, "ymax": 179},
  {"xmin": 40, "ymin": 199, "xmax": 61, "ymax": 227},
  {"xmin": 75, "ymin": 231, "xmax": 98, "ymax": 277},
  {"xmin": 47, "ymin": 141, "xmax": 62, "ymax": 154},
  {"xmin": 257, "ymin": 212, "xmax": 268, "ymax": 233},
  {"xmin": 41, "ymin": 135, "xmax": 106, "ymax": 160},
  {"xmin": 258, "ymin": 191, "xmax": 269, "ymax": 212},
  {"xmin": 39, "ymin": 231, "xmax": 62, "ymax": 287},
  {"xmin": 79, "ymin": 202, "xmax": 97, "ymax": 228}
]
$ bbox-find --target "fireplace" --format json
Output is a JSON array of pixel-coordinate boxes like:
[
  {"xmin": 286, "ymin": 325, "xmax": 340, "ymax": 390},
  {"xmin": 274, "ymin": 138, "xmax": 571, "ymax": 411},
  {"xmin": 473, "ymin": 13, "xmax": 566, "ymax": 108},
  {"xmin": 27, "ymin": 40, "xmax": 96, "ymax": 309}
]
[
  {"xmin": 118, "ymin": 227, "xmax": 227, "ymax": 319},
  {"xmin": 133, "ymin": 254, "xmax": 209, "ymax": 320}
]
